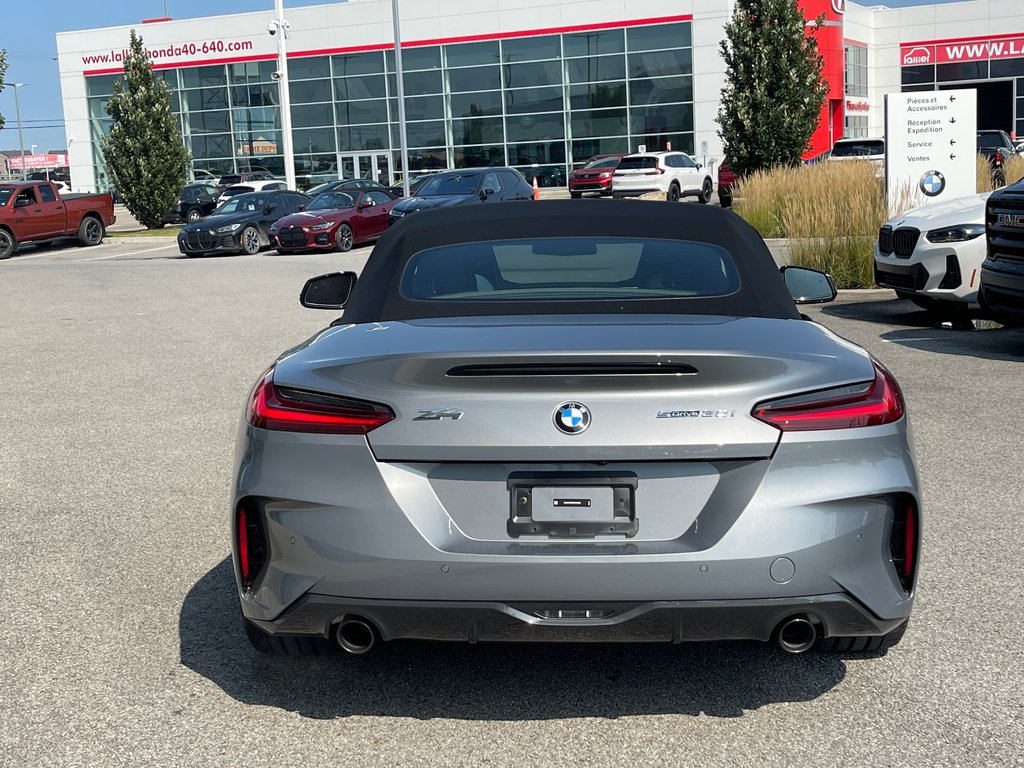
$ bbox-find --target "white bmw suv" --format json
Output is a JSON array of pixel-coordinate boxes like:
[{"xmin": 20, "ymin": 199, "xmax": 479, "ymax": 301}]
[{"xmin": 611, "ymin": 151, "xmax": 714, "ymax": 203}]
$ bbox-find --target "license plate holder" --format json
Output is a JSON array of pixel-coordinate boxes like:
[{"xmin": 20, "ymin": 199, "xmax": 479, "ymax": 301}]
[{"xmin": 507, "ymin": 471, "xmax": 638, "ymax": 538}]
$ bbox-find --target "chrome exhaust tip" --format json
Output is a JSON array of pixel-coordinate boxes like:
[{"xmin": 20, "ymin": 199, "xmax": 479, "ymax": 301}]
[
  {"xmin": 335, "ymin": 617, "xmax": 377, "ymax": 655},
  {"xmin": 776, "ymin": 616, "xmax": 817, "ymax": 654}
]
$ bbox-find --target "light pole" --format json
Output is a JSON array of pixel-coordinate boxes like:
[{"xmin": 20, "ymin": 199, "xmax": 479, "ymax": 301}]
[
  {"xmin": 270, "ymin": 0, "xmax": 297, "ymax": 190},
  {"xmin": 391, "ymin": 0, "xmax": 411, "ymax": 196},
  {"xmin": 11, "ymin": 83, "xmax": 27, "ymax": 180}
]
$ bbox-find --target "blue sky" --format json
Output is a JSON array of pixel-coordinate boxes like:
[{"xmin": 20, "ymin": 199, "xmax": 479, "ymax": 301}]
[{"xmin": 0, "ymin": 0, "xmax": 974, "ymax": 153}]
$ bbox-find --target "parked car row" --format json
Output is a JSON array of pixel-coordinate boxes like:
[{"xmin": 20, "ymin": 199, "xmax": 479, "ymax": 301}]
[{"xmin": 568, "ymin": 152, "xmax": 716, "ymax": 203}]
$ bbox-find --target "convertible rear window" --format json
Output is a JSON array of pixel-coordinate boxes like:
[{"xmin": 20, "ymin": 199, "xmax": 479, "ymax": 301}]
[{"xmin": 400, "ymin": 238, "xmax": 740, "ymax": 302}]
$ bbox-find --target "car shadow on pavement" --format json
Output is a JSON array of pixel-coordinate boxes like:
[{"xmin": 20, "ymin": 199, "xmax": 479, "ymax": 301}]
[
  {"xmin": 819, "ymin": 299, "xmax": 1024, "ymax": 361},
  {"xmin": 180, "ymin": 559, "xmax": 852, "ymax": 720}
]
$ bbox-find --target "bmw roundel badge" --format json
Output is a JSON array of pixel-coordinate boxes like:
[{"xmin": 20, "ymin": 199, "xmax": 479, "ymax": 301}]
[
  {"xmin": 554, "ymin": 402, "xmax": 591, "ymax": 434},
  {"xmin": 919, "ymin": 170, "xmax": 945, "ymax": 197}
]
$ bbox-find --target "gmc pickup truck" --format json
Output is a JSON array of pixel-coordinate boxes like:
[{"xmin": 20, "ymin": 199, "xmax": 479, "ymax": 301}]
[
  {"xmin": 0, "ymin": 182, "xmax": 116, "ymax": 259},
  {"xmin": 980, "ymin": 177, "xmax": 1024, "ymax": 325}
]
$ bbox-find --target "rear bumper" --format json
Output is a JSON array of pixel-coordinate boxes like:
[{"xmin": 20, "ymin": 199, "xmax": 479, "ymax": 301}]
[{"xmin": 246, "ymin": 593, "xmax": 907, "ymax": 644}]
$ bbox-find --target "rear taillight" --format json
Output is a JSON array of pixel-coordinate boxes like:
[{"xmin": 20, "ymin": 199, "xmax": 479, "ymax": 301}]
[
  {"xmin": 995, "ymin": 150, "xmax": 1005, "ymax": 164},
  {"xmin": 247, "ymin": 368, "xmax": 395, "ymax": 434},
  {"xmin": 889, "ymin": 494, "xmax": 918, "ymax": 593},
  {"xmin": 235, "ymin": 498, "xmax": 267, "ymax": 593},
  {"xmin": 753, "ymin": 361, "xmax": 904, "ymax": 431}
]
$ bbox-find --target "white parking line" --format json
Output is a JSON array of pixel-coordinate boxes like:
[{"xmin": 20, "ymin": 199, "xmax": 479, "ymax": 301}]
[
  {"xmin": 8, "ymin": 243, "xmax": 111, "ymax": 261},
  {"xmin": 85, "ymin": 244, "xmax": 180, "ymax": 261}
]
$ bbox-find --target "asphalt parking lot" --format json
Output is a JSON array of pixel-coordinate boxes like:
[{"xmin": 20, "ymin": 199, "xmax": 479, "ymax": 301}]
[{"xmin": 2, "ymin": 239, "xmax": 1023, "ymax": 767}]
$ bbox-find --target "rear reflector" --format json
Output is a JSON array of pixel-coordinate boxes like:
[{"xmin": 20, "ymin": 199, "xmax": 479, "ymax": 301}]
[
  {"xmin": 753, "ymin": 361, "xmax": 904, "ymax": 431},
  {"xmin": 247, "ymin": 369, "xmax": 395, "ymax": 434},
  {"xmin": 889, "ymin": 495, "xmax": 918, "ymax": 593},
  {"xmin": 235, "ymin": 498, "xmax": 267, "ymax": 593}
]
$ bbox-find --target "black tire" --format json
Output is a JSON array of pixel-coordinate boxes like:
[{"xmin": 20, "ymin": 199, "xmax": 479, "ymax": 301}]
[
  {"xmin": 570, "ymin": 191, "xmax": 582, "ymax": 199},
  {"xmin": 77, "ymin": 216, "xmax": 104, "ymax": 247},
  {"xmin": 186, "ymin": 207, "xmax": 203, "ymax": 223},
  {"xmin": 697, "ymin": 178, "xmax": 713, "ymax": 204},
  {"xmin": 816, "ymin": 620, "xmax": 909, "ymax": 654},
  {"xmin": 666, "ymin": 183, "xmax": 681, "ymax": 202},
  {"xmin": 333, "ymin": 223, "xmax": 354, "ymax": 253},
  {"xmin": 240, "ymin": 225, "xmax": 262, "ymax": 255},
  {"xmin": 719, "ymin": 189, "xmax": 732, "ymax": 208},
  {"xmin": 242, "ymin": 614, "xmax": 338, "ymax": 657},
  {"xmin": 0, "ymin": 228, "xmax": 16, "ymax": 260}
]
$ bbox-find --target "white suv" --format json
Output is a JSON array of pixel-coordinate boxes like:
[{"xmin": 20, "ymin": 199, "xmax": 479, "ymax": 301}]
[{"xmin": 611, "ymin": 151, "xmax": 714, "ymax": 203}]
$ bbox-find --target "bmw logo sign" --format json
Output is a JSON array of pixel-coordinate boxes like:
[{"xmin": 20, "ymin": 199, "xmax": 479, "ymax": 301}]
[
  {"xmin": 919, "ymin": 170, "xmax": 946, "ymax": 197},
  {"xmin": 554, "ymin": 402, "xmax": 591, "ymax": 434}
]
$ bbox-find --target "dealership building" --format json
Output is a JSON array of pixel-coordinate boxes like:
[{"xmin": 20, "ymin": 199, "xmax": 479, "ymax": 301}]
[{"xmin": 54, "ymin": 0, "xmax": 1024, "ymax": 193}]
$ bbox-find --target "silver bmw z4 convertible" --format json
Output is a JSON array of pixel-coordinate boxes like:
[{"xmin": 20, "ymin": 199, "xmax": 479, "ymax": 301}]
[{"xmin": 233, "ymin": 200, "xmax": 920, "ymax": 658}]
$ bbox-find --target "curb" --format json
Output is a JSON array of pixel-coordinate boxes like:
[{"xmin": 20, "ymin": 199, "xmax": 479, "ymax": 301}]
[{"xmin": 107, "ymin": 236, "xmax": 179, "ymax": 244}]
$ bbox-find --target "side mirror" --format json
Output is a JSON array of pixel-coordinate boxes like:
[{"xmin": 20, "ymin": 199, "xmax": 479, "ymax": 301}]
[
  {"xmin": 297, "ymin": 204, "xmax": 305, "ymax": 211},
  {"xmin": 781, "ymin": 266, "xmax": 837, "ymax": 305},
  {"xmin": 300, "ymin": 272, "xmax": 358, "ymax": 310},
  {"xmin": 263, "ymin": 205, "xmax": 276, "ymax": 215},
  {"xmin": 14, "ymin": 198, "xmax": 33, "ymax": 208},
  {"xmin": 480, "ymin": 188, "xmax": 495, "ymax": 200},
  {"xmin": 695, "ymin": 163, "xmax": 703, "ymax": 170}
]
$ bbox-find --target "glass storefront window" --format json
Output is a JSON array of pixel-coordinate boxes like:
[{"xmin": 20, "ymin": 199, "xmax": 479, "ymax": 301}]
[
  {"xmin": 505, "ymin": 113, "xmax": 565, "ymax": 143},
  {"xmin": 231, "ymin": 84, "xmax": 278, "ymax": 107},
  {"xmin": 505, "ymin": 86, "xmax": 564, "ymax": 114},
  {"xmin": 569, "ymin": 82, "xmax": 627, "ymax": 110},
  {"xmin": 992, "ymin": 60, "xmax": 1024, "ymax": 78},
  {"xmin": 188, "ymin": 110, "xmax": 231, "ymax": 134},
  {"xmin": 86, "ymin": 75, "xmax": 120, "ymax": 97},
  {"xmin": 454, "ymin": 145, "xmax": 505, "ymax": 168},
  {"xmin": 290, "ymin": 79, "xmax": 333, "ymax": 104},
  {"xmin": 449, "ymin": 66, "xmax": 501, "ymax": 93},
  {"xmin": 232, "ymin": 106, "xmax": 278, "ymax": 133},
  {"xmin": 502, "ymin": 35, "xmax": 561, "ymax": 63},
  {"xmin": 229, "ymin": 61, "xmax": 276, "ymax": 84},
  {"xmin": 626, "ymin": 23, "xmax": 691, "ymax": 52},
  {"xmin": 292, "ymin": 103, "xmax": 336, "ymax": 128},
  {"xmin": 182, "ymin": 87, "xmax": 229, "ymax": 111},
  {"xmin": 403, "ymin": 95, "xmax": 445, "ymax": 121},
  {"xmin": 337, "ymin": 99, "xmax": 390, "ymax": 126},
  {"xmin": 289, "ymin": 56, "xmax": 331, "ymax": 80},
  {"xmin": 332, "ymin": 51, "xmax": 385, "ymax": 76},
  {"xmin": 628, "ymin": 49, "xmax": 692, "ymax": 79},
  {"xmin": 452, "ymin": 117, "xmax": 505, "ymax": 145},
  {"xmin": 567, "ymin": 55, "xmax": 627, "ymax": 84},
  {"xmin": 844, "ymin": 44, "xmax": 867, "ymax": 98},
  {"xmin": 192, "ymin": 134, "xmax": 234, "ymax": 160},
  {"xmin": 629, "ymin": 76, "xmax": 692, "ymax": 106},
  {"xmin": 508, "ymin": 141, "xmax": 566, "ymax": 165},
  {"xmin": 338, "ymin": 124, "xmax": 391, "ymax": 152},
  {"xmin": 937, "ymin": 61, "xmax": 988, "ymax": 82},
  {"xmin": 445, "ymin": 41, "xmax": 500, "ymax": 68},
  {"xmin": 398, "ymin": 46, "xmax": 441, "ymax": 72},
  {"xmin": 334, "ymin": 75, "xmax": 388, "ymax": 102},
  {"xmin": 182, "ymin": 66, "xmax": 227, "ymax": 89},
  {"xmin": 629, "ymin": 104, "xmax": 693, "ymax": 135},
  {"xmin": 570, "ymin": 137, "xmax": 629, "ymax": 162},
  {"xmin": 570, "ymin": 108, "xmax": 628, "ymax": 139},
  {"xmin": 235, "ymin": 130, "xmax": 281, "ymax": 157},
  {"xmin": 631, "ymin": 131, "xmax": 693, "ymax": 154},
  {"xmin": 512, "ymin": 163, "xmax": 565, "ymax": 187},
  {"xmin": 294, "ymin": 127, "xmax": 337, "ymax": 154},
  {"xmin": 407, "ymin": 148, "xmax": 448, "ymax": 171},
  {"xmin": 405, "ymin": 120, "xmax": 447, "ymax": 147},
  {"xmin": 564, "ymin": 29, "xmax": 624, "ymax": 58},
  {"xmin": 403, "ymin": 69, "xmax": 443, "ymax": 96},
  {"xmin": 504, "ymin": 61, "xmax": 563, "ymax": 88},
  {"xmin": 901, "ymin": 65, "xmax": 935, "ymax": 86},
  {"xmin": 451, "ymin": 91, "xmax": 503, "ymax": 117}
]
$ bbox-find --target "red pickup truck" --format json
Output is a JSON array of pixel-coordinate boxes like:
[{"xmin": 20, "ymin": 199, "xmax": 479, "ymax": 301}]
[{"xmin": 0, "ymin": 181, "xmax": 116, "ymax": 259}]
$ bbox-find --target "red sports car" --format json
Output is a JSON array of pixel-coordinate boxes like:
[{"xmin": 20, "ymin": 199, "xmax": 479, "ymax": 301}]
[{"xmin": 270, "ymin": 189, "xmax": 400, "ymax": 253}]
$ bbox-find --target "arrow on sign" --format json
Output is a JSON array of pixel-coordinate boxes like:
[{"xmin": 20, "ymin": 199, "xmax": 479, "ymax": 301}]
[
  {"xmin": 950, "ymin": 139, "xmax": 957, "ymax": 146},
  {"xmin": 950, "ymin": 95, "xmax": 957, "ymax": 102},
  {"xmin": 950, "ymin": 117, "xmax": 957, "ymax": 123},
  {"xmin": 950, "ymin": 153, "xmax": 957, "ymax": 160}
]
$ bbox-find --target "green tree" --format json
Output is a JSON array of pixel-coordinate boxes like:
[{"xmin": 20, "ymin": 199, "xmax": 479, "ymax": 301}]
[
  {"xmin": 717, "ymin": 0, "xmax": 829, "ymax": 176},
  {"xmin": 102, "ymin": 30, "xmax": 190, "ymax": 228},
  {"xmin": 0, "ymin": 49, "xmax": 8, "ymax": 131}
]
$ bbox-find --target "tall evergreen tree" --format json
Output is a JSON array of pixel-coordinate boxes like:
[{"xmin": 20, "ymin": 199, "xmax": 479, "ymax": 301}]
[
  {"xmin": 717, "ymin": 0, "xmax": 829, "ymax": 176},
  {"xmin": 102, "ymin": 30, "xmax": 190, "ymax": 228},
  {"xmin": 0, "ymin": 49, "xmax": 8, "ymax": 131}
]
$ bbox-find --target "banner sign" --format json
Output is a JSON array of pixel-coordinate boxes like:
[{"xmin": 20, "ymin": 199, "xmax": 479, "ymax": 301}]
[
  {"xmin": 7, "ymin": 154, "xmax": 69, "ymax": 171},
  {"xmin": 901, "ymin": 36, "xmax": 1024, "ymax": 66}
]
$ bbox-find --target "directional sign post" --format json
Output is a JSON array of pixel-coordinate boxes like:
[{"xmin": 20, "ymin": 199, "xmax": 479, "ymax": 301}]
[{"xmin": 884, "ymin": 88, "xmax": 977, "ymax": 214}]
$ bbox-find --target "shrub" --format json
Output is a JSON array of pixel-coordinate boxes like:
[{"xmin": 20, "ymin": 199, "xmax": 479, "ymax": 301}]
[{"xmin": 735, "ymin": 161, "xmax": 886, "ymax": 288}]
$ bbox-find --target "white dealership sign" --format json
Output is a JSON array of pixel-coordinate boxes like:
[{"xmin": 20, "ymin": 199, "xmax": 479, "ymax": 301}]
[{"xmin": 884, "ymin": 89, "xmax": 977, "ymax": 214}]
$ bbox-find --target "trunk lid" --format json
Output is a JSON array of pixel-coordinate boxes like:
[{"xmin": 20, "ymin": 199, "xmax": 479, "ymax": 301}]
[{"xmin": 272, "ymin": 315, "xmax": 874, "ymax": 462}]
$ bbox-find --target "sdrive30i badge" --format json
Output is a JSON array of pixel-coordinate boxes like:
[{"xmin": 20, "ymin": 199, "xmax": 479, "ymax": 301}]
[{"xmin": 554, "ymin": 402, "xmax": 591, "ymax": 434}]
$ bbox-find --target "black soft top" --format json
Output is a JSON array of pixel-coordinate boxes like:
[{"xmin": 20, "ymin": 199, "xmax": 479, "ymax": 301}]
[{"xmin": 341, "ymin": 199, "xmax": 800, "ymax": 323}]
